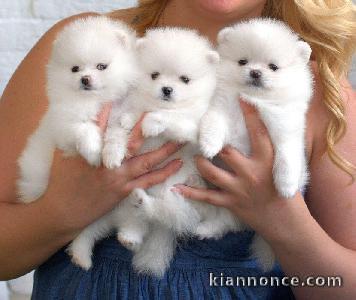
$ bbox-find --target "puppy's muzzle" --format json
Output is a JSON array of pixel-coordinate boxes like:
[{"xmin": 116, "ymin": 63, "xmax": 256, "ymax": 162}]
[
  {"xmin": 250, "ymin": 70, "xmax": 262, "ymax": 79},
  {"xmin": 249, "ymin": 69, "xmax": 263, "ymax": 87},
  {"xmin": 81, "ymin": 75, "xmax": 93, "ymax": 90},
  {"xmin": 161, "ymin": 86, "xmax": 173, "ymax": 101}
]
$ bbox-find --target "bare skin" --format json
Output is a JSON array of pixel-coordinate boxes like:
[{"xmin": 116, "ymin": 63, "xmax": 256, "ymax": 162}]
[{"xmin": 0, "ymin": 1, "xmax": 355, "ymax": 299}]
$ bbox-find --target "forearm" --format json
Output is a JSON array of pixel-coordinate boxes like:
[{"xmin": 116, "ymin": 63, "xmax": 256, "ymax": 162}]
[
  {"xmin": 267, "ymin": 196, "xmax": 356, "ymax": 300},
  {"xmin": 0, "ymin": 199, "xmax": 77, "ymax": 280}
]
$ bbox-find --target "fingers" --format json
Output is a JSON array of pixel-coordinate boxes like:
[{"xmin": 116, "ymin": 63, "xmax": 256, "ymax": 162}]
[
  {"xmin": 218, "ymin": 146, "xmax": 251, "ymax": 177},
  {"xmin": 239, "ymin": 100, "xmax": 273, "ymax": 159},
  {"xmin": 194, "ymin": 156, "xmax": 241, "ymax": 193},
  {"xmin": 127, "ymin": 114, "xmax": 146, "ymax": 157},
  {"xmin": 123, "ymin": 142, "xmax": 183, "ymax": 179},
  {"xmin": 96, "ymin": 102, "xmax": 112, "ymax": 132},
  {"xmin": 173, "ymin": 185, "xmax": 233, "ymax": 208},
  {"xmin": 126, "ymin": 159, "xmax": 183, "ymax": 191}
]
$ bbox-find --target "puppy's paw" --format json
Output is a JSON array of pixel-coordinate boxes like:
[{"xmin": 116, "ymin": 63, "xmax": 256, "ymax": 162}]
[
  {"xmin": 80, "ymin": 148, "xmax": 102, "ymax": 167},
  {"xmin": 129, "ymin": 188, "xmax": 156, "ymax": 218},
  {"xmin": 142, "ymin": 113, "xmax": 166, "ymax": 138},
  {"xmin": 130, "ymin": 188, "xmax": 146, "ymax": 208},
  {"xmin": 275, "ymin": 182, "xmax": 299, "ymax": 199},
  {"xmin": 66, "ymin": 242, "xmax": 93, "ymax": 271},
  {"xmin": 17, "ymin": 179, "xmax": 46, "ymax": 204},
  {"xmin": 77, "ymin": 131, "xmax": 102, "ymax": 167},
  {"xmin": 102, "ymin": 142, "xmax": 125, "ymax": 169},
  {"xmin": 120, "ymin": 114, "xmax": 137, "ymax": 130},
  {"xmin": 117, "ymin": 231, "xmax": 143, "ymax": 252},
  {"xmin": 273, "ymin": 166, "xmax": 299, "ymax": 199},
  {"xmin": 199, "ymin": 133, "xmax": 223, "ymax": 158}
]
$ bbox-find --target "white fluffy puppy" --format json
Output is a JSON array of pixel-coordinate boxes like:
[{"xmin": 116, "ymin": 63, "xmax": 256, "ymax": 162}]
[
  {"xmin": 17, "ymin": 16, "xmax": 138, "ymax": 262},
  {"xmin": 199, "ymin": 18, "xmax": 313, "ymax": 270},
  {"xmin": 101, "ymin": 27, "xmax": 220, "ymax": 276},
  {"xmin": 18, "ymin": 16, "xmax": 138, "ymax": 203}
]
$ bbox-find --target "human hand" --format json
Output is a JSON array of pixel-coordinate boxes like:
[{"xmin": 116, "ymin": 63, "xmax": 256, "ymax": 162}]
[
  {"xmin": 174, "ymin": 101, "xmax": 309, "ymax": 242},
  {"xmin": 39, "ymin": 103, "xmax": 183, "ymax": 236}
]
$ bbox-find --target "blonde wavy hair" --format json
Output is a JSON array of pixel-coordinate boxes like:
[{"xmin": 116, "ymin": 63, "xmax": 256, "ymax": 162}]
[{"xmin": 109, "ymin": 0, "xmax": 356, "ymax": 179}]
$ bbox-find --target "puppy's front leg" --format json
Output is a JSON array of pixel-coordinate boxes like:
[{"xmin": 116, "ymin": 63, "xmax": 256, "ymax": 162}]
[
  {"xmin": 199, "ymin": 110, "xmax": 228, "ymax": 158},
  {"xmin": 102, "ymin": 126, "xmax": 130, "ymax": 169},
  {"xmin": 102, "ymin": 110, "xmax": 141, "ymax": 169},
  {"xmin": 75, "ymin": 122, "xmax": 102, "ymax": 167},
  {"xmin": 272, "ymin": 137, "xmax": 306, "ymax": 198},
  {"xmin": 119, "ymin": 111, "xmax": 142, "ymax": 131},
  {"xmin": 141, "ymin": 112, "xmax": 169, "ymax": 138},
  {"xmin": 261, "ymin": 112, "xmax": 306, "ymax": 198}
]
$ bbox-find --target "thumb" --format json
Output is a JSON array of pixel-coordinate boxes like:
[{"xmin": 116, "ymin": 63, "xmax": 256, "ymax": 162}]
[
  {"xmin": 126, "ymin": 113, "xmax": 146, "ymax": 157},
  {"xmin": 96, "ymin": 102, "xmax": 113, "ymax": 132}
]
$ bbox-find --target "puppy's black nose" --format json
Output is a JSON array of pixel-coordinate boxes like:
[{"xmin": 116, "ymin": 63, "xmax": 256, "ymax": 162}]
[
  {"xmin": 162, "ymin": 87, "xmax": 173, "ymax": 97},
  {"xmin": 250, "ymin": 70, "xmax": 262, "ymax": 79},
  {"xmin": 81, "ymin": 76, "xmax": 91, "ymax": 86}
]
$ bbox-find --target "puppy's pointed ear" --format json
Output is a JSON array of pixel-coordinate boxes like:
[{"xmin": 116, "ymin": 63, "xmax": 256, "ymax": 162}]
[
  {"xmin": 136, "ymin": 38, "xmax": 146, "ymax": 51},
  {"xmin": 297, "ymin": 41, "xmax": 312, "ymax": 64},
  {"xmin": 217, "ymin": 27, "xmax": 234, "ymax": 44},
  {"xmin": 207, "ymin": 50, "xmax": 220, "ymax": 65}
]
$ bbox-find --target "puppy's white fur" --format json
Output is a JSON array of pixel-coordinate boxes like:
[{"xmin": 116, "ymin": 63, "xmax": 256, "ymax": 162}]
[
  {"xmin": 99, "ymin": 28, "xmax": 220, "ymax": 276},
  {"xmin": 16, "ymin": 16, "xmax": 139, "ymax": 266},
  {"xmin": 199, "ymin": 18, "xmax": 313, "ymax": 271}
]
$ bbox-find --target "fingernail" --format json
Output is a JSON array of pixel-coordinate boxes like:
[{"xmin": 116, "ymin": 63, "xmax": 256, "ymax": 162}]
[
  {"xmin": 220, "ymin": 146, "xmax": 231, "ymax": 156},
  {"xmin": 175, "ymin": 159, "xmax": 183, "ymax": 166}
]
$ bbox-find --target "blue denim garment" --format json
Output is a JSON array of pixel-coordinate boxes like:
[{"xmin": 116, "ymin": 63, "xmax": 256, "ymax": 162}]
[{"xmin": 32, "ymin": 231, "xmax": 295, "ymax": 300}]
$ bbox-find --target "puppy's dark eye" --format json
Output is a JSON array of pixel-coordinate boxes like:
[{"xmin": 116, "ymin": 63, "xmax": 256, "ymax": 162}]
[
  {"xmin": 269, "ymin": 63, "xmax": 278, "ymax": 71},
  {"xmin": 97, "ymin": 63, "xmax": 108, "ymax": 71},
  {"xmin": 71, "ymin": 66, "xmax": 80, "ymax": 73},
  {"xmin": 180, "ymin": 75, "xmax": 190, "ymax": 84},
  {"xmin": 151, "ymin": 72, "xmax": 160, "ymax": 80},
  {"xmin": 238, "ymin": 59, "xmax": 248, "ymax": 66}
]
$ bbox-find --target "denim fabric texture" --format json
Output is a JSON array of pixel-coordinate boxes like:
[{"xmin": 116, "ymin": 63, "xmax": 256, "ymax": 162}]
[{"xmin": 32, "ymin": 231, "xmax": 295, "ymax": 299}]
